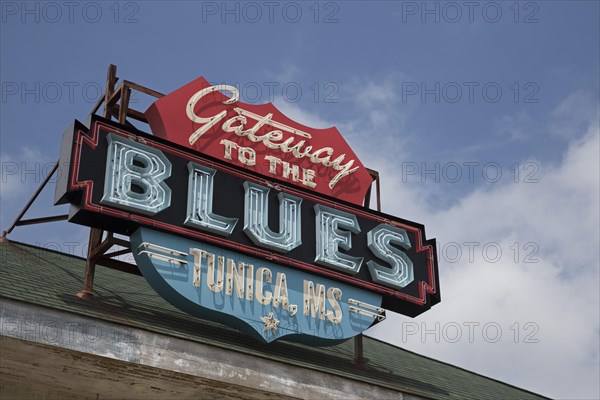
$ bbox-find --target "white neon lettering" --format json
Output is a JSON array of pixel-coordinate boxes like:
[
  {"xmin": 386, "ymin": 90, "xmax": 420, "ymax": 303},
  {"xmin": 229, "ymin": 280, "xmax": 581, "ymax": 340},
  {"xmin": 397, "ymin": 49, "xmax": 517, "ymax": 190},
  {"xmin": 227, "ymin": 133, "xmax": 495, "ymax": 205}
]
[
  {"xmin": 303, "ymin": 280, "xmax": 326, "ymax": 320},
  {"xmin": 256, "ymin": 267, "xmax": 273, "ymax": 305},
  {"xmin": 207, "ymin": 255, "xmax": 224, "ymax": 292},
  {"xmin": 187, "ymin": 85, "xmax": 238, "ymax": 145},
  {"xmin": 184, "ymin": 163, "xmax": 238, "ymax": 236},
  {"xmin": 367, "ymin": 224, "xmax": 415, "ymax": 289},
  {"xmin": 326, "ymin": 287, "xmax": 343, "ymax": 324},
  {"xmin": 243, "ymin": 181, "xmax": 302, "ymax": 253},
  {"xmin": 273, "ymin": 272, "xmax": 289, "ymax": 310},
  {"xmin": 314, "ymin": 204, "xmax": 363, "ymax": 274},
  {"xmin": 190, "ymin": 248, "xmax": 207, "ymax": 288},
  {"xmin": 226, "ymin": 259, "xmax": 246, "ymax": 299},
  {"xmin": 186, "ymin": 86, "xmax": 359, "ymax": 188},
  {"xmin": 100, "ymin": 133, "xmax": 171, "ymax": 215}
]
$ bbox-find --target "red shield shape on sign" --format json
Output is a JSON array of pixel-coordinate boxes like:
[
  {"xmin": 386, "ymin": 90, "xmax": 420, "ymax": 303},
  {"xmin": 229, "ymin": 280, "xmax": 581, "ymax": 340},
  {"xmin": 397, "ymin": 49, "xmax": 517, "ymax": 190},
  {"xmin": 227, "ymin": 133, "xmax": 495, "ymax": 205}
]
[{"xmin": 145, "ymin": 77, "xmax": 373, "ymax": 205}]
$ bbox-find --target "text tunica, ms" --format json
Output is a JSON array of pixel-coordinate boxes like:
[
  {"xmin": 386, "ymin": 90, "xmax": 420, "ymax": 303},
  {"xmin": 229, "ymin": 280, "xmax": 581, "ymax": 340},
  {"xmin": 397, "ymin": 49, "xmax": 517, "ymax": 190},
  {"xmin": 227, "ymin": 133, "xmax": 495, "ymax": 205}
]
[{"xmin": 190, "ymin": 248, "xmax": 343, "ymax": 324}]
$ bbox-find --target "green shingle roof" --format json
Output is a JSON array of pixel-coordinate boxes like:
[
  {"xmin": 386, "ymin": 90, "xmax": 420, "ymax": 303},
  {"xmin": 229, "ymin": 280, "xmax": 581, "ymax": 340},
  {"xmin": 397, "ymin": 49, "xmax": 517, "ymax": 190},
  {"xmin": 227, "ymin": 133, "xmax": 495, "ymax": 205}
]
[{"xmin": 0, "ymin": 240, "xmax": 548, "ymax": 400}]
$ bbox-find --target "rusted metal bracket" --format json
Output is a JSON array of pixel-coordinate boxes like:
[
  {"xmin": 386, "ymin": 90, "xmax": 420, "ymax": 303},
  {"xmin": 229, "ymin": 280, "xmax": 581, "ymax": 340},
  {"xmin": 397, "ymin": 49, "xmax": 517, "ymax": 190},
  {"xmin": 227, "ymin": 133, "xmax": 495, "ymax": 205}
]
[
  {"xmin": 1, "ymin": 161, "xmax": 68, "ymax": 243},
  {"xmin": 353, "ymin": 333, "xmax": 369, "ymax": 366},
  {"xmin": 76, "ymin": 230, "xmax": 138, "ymax": 300},
  {"xmin": 76, "ymin": 64, "xmax": 146, "ymax": 299},
  {"xmin": 91, "ymin": 64, "xmax": 163, "ymax": 126},
  {"xmin": 76, "ymin": 228, "xmax": 103, "ymax": 300}
]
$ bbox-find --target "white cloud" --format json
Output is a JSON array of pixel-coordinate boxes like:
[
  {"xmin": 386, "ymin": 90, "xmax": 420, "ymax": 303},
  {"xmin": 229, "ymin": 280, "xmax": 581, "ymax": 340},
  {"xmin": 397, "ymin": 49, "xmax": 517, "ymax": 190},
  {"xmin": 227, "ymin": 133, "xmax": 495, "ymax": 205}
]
[
  {"xmin": 273, "ymin": 100, "xmax": 332, "ymax": 129},
  {"xmin": 344, "ymin": 72, "xmax": 415, "ymax": 136},
  {"xmin": 268, "ymin": 64, "xmax": 303, "ymax": 85},
  {"xmin": 494, "ymin": 90, "xmax": 599, "ymax": 144},
  {"xmin": 550, "ymin": 90, "xmax": 598, "ymax": 138},
  {"xmin": 364, "ymin": 96, "xmax": 599, "ymax": 399},
  {"xmin": 494, "ymin": 111, "xmax": 539, "ymax": 141}
]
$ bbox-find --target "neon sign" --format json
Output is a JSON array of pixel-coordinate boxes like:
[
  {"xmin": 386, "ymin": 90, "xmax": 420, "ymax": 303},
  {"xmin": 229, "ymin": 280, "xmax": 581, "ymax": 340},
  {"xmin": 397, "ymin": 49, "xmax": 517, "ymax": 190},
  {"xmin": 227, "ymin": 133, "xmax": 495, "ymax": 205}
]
[
  {"xmin": 55, "ymin": 78, "xmax": 440, "ymax": 345},
  {"xmin": 145, "ymin": 77, "xmax": 375, "ymax": 205}
]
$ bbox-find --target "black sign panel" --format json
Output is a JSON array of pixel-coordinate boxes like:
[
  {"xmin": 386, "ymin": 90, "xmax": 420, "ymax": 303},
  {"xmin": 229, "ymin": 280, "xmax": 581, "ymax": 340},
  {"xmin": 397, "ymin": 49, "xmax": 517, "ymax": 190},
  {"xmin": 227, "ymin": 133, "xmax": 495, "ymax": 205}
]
[{"xmin": 56, "ymin": 116, "xmax": 440, "ymax": 316}]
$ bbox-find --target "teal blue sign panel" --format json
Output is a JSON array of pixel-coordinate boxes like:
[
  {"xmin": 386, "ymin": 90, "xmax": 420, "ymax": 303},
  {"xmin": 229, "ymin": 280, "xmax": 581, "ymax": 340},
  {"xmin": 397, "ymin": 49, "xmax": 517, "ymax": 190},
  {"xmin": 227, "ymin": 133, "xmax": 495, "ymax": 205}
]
[{"xmin": 131, "ymin": 227, "xmax": 384, "ymax": 345}]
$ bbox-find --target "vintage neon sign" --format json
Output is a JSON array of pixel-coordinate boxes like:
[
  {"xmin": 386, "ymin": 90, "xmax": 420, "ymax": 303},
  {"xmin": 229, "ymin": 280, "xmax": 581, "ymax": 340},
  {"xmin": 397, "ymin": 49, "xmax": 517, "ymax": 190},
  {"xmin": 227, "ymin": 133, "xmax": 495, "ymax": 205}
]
[
  {"xmin": 55, "ymin": 116, "xmax": 439, "ymax": 343},
  {"xmin": 55, "ymin": 78, "xmax": 440, "ymax": 344},
  {"xmin": 145, "ymin": 77, "xmax": 375, "ymax": 205}
]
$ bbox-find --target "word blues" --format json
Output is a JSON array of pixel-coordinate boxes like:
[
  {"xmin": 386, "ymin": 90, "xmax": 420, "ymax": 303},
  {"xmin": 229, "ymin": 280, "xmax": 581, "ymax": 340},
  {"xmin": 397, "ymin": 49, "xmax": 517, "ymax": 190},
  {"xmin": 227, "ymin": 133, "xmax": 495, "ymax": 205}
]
[{"xmin": 101, "ymin": 133, "xmax": 414, "ymax": 290}]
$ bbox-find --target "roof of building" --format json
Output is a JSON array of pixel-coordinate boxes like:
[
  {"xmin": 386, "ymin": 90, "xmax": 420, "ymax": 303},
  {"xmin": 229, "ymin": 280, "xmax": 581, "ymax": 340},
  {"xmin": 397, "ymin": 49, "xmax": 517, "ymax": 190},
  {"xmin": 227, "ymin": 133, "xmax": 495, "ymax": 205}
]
[{"xmin": 0, "ymin": 240, "xmax": 549, "ymax": 400}]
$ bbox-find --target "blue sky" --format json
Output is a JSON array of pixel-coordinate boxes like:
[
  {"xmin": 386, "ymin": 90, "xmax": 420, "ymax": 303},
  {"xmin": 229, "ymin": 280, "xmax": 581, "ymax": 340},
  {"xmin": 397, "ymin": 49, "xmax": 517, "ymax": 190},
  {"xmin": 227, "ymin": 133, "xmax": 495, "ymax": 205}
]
[{"xmin": 1, "ymin": 1, "xmax": 599, "ymax": 398}]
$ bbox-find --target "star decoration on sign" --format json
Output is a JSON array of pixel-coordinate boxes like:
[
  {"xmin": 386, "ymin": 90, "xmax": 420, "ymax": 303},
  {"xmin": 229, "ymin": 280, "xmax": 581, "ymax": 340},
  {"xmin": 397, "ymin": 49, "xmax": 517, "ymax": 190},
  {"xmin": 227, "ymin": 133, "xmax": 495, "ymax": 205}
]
[{"xmin": 260, "ymin": 312, "xmax": 280, "ymax": 333}]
